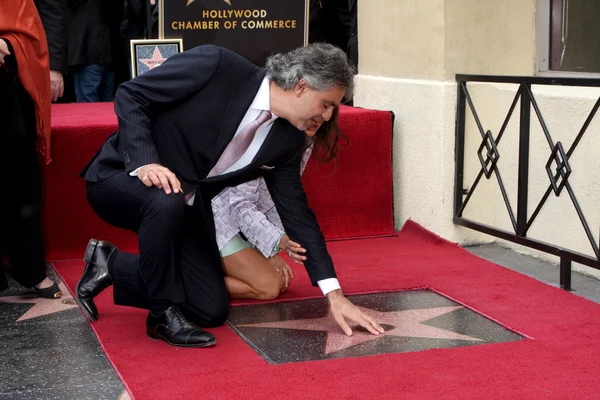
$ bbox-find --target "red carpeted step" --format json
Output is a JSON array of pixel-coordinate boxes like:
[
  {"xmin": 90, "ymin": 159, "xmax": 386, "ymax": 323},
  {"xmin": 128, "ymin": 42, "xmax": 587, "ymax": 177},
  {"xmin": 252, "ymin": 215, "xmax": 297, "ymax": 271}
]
[
  {"xmin": 43, "ymin": 103, "xmax": 394, "ymax": 260},
  {"xmin": 303, "ymin": 105, "xmax": 395, "ymax": 241},
  {"xmin": 53, "ymin": 221, "xmax": 600, "ymax": 400},
  {"xmin": 43, "ymin": 103, "xmax": 138, "ymax": 260}
]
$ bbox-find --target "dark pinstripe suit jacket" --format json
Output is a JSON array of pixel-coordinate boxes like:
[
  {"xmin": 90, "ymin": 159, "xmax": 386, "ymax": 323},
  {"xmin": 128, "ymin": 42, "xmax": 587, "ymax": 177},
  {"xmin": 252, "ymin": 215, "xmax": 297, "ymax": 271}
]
[{"xmin": 81, "ymin": 45, "xmax": 336, "ymax": 284}]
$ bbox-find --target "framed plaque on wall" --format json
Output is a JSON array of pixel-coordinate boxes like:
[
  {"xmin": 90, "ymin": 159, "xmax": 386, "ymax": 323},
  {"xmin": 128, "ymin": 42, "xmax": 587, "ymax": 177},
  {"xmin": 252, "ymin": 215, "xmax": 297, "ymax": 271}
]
[{"xmin": 130, "ymin": 38, "xmax": 184, "ymax": 78}]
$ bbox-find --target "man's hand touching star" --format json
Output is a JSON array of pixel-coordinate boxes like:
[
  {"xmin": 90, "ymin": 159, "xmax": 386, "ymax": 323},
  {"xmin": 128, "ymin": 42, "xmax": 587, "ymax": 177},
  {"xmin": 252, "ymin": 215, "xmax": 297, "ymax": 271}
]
[{"xmin": 327, "ymin": 289, "xmax": 385, "ymax": 336}]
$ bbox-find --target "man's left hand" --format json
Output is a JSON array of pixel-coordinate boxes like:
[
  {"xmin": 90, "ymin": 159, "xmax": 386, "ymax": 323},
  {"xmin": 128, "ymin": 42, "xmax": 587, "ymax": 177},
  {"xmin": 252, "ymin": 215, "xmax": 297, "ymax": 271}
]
[
  {"xmin": 50, "ymin": 70, "xmax": 64, "ymax": 102},
  {"xmin": 327, "ymin": 289, "xmax": 385, "ymax": 336},
  {"xmin": 0, "ymin": 39, "xmax": 10, "ymax": 64}
]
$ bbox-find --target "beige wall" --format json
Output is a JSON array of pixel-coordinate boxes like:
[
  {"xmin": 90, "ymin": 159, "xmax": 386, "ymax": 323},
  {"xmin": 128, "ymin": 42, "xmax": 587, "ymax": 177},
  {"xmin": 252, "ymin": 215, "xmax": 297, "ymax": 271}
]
[
  {"xmin": 444, "ymin": 0, "xmax": 537, "ymax": 78},
  {"xmin": 359, "ymin": 0, "xmax": 537, "ymax": 80},
  {"xmin": 359, "ymin": 0, "xmax": 446, "ymax": 80}
]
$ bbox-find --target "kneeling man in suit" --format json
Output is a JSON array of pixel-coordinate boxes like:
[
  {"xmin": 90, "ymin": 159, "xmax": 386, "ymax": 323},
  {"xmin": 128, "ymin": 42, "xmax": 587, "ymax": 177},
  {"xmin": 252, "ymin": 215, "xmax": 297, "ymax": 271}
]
[{"xmin": 75, "ymin": 43, "xmax": 384, "ymax": 347}]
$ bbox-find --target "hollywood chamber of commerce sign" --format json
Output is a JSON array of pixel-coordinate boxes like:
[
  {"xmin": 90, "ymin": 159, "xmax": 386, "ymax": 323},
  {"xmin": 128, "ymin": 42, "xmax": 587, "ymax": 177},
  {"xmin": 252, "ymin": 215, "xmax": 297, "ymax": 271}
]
[{"xmin": 160, "ymin": 0, "xmax": 308, "ymax": 65}]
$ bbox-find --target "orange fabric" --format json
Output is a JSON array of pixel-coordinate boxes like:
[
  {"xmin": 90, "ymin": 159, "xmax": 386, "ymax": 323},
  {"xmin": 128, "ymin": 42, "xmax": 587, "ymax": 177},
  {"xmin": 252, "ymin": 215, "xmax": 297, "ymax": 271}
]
[{"xmin": 0, "ymin": 0, "xmax": 52, "ymax": 163}]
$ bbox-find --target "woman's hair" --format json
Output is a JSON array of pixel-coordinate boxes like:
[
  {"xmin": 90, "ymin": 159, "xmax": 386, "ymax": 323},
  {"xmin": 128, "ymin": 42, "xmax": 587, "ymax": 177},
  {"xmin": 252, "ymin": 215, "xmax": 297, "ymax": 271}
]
[
  {"xmin": 307, "ymin": 107, "xmax": 348, "ymax": 163},
  {"xmin": 266, "ymin": 43, "xmax": 356, "ymax": 101}
]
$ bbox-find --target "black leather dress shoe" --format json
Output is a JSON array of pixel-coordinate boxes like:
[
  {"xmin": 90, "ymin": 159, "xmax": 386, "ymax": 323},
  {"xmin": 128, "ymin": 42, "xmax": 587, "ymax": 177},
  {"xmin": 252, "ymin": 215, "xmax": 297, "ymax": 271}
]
[
  {"xmin": 147, "ymin": 305, "xmax": 217, "ymax": 348},
  {"xmin": 76, "ymin": 239, "xmax": 116, "ymax": 322}
]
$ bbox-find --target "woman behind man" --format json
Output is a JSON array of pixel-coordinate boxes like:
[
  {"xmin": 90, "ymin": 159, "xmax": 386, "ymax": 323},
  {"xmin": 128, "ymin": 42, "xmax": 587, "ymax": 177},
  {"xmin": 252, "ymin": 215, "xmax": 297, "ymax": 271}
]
[
  {"xmin": 213, "ymin": 108, "xmax": 343, "ymax": 300},
  {"xmin": 0, "ymin": 0, "xmax": 59, "ymax": 297}
]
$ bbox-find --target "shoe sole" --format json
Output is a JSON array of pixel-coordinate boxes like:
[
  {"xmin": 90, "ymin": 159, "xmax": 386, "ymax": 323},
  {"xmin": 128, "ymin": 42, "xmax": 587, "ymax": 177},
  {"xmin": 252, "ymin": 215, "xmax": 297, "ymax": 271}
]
[
  {"xmin": 75, "ymin": 239, "xmax": 99, "ymax": 322},
  {"xmin": 147, "ymin": 329, "xmax": 218, "ymax": 348}
]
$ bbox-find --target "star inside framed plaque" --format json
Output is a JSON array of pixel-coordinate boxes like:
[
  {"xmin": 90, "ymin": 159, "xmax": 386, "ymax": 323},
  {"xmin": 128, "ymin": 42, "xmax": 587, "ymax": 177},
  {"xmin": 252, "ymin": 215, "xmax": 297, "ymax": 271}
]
[{"xmin": 130, "ymin": 38, "xmax": 184, "ymax": 78}]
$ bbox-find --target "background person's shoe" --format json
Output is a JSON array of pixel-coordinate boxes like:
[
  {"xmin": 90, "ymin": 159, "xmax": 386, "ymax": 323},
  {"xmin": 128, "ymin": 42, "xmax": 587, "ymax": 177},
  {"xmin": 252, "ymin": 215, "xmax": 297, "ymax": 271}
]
[{"xmin": 34, "ymin": 281, "xmax": 62, "ymax": 299}]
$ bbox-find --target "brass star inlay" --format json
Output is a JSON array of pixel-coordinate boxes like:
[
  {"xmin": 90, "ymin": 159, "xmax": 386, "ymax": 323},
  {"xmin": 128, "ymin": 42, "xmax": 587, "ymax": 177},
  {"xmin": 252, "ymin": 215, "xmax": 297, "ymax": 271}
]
[{"xmin": 187, "ymin": 0, "xmax": 231, "ymax": 5}]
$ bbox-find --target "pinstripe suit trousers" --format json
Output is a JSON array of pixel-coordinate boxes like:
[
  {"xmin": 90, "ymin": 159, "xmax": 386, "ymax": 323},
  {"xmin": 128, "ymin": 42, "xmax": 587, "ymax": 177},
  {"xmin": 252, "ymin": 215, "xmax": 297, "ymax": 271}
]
[{"xmin": 86, "ymin": 172, "xmax": 229, "ymax": 326}]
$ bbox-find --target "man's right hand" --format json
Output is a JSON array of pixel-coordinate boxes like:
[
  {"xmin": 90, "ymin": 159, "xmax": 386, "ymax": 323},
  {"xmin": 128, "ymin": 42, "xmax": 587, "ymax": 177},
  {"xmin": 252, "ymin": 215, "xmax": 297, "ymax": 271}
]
[
  {"xmin": 137, "ymin": 163, "xmax": 182, "ymax": 195},
  {"xmin": 327, "ymin": 290, "xmax": 385, "ymax": 336}
]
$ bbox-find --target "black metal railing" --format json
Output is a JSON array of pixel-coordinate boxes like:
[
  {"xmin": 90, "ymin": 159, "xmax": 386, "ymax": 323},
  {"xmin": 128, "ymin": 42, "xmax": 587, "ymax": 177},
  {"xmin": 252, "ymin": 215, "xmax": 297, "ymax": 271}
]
[{"xmin": 454, "ymin": 74, "xmax": 600, "ymax": 290}]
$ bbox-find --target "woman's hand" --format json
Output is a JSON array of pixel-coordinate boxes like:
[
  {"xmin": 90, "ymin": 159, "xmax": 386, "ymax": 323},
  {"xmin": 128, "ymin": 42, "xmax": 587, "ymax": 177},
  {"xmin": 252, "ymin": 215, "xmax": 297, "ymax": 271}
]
[
  {"xmin": 279, "ymin": 234, "xmax": 307, "ymax": 265},
  {"xmin": 267, "ymin": 254, "xmax": 294, "ymax": 292},
  {"xmin": 0, "ymin": 39, "xmax": 10, "ymax": 64}
]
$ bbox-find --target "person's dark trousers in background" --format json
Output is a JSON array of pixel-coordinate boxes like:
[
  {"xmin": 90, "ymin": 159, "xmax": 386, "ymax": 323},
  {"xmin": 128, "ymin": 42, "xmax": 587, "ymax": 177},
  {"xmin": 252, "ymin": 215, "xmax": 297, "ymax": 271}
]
[
  {"xmin": 67, "ymin": 0, "xmax": 124, "ymax": 101},
  {"xmin": 73, "ymin": 64, "xmax": 115, "ymax": 102},
  {"xmin": 309, "ymin": 0, "xmax": 354, "ymax": 105},
  {"xmin": 121, "ymin": 0, "xmax": 151, "ymax": 81},
  {"xmin": 0, "ymin": 40, "xmax": 47, "ymax": 290},
  {"xmin": 309, "ymin": 0, "xmax": 351, "ymax": 51},
  {"xmin": 0, "ymin": 136, "xmax": 47, "ymax": 289},
  {"xmin": 348, "ymin": 0, "xmax": 358, "ymax": 70}
]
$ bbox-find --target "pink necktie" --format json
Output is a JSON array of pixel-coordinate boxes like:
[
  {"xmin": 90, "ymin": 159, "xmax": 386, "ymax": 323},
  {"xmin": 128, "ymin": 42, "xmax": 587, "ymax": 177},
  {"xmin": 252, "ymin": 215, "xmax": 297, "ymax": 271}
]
[{"xmin": 207, "ymin": 110, "xmax": 272, "ymax": 178}]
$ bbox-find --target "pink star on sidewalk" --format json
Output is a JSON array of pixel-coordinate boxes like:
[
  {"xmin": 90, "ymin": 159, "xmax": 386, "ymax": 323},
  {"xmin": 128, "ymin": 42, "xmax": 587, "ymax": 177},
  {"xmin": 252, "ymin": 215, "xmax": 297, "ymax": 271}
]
[
  {"xmin": 241, "ymin": 306, "xmax": 482, "ymax": 355},
  {"xmin": 0, "ymin": 282, "xmax": 78, "ymax": 322},
  {"xmin": 140, "ymin": 47, "xmax": 167, "ymax": 70}
]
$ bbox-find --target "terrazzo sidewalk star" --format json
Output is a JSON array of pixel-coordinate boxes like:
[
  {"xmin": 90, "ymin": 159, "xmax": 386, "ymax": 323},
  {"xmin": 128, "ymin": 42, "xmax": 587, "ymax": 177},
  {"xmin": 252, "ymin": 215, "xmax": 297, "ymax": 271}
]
[
  {"xmin": 229, "ymin": 290, "xmax": 524, "ymax": 364},
  {"xmin": 241, "ymin": 305, "xmax": 482, "ymax": 355}
]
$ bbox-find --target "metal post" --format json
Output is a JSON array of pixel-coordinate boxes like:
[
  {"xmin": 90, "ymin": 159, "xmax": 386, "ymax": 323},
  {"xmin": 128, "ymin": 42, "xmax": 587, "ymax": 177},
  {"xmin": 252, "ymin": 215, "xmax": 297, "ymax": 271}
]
[
  {"xmin": 517, "ymin": 85, "xmax": 531, "ymax": 236},
  {"xmin": 560, "ymin": 257, "xmax": 572, "ymax": 291},
  {"xmin": 454, "ymin": 82, "xmax": 467, "ymax": 218},
  {"xmin": 146, "ymin": 0, "xmax": 154, "ymax": 39}
]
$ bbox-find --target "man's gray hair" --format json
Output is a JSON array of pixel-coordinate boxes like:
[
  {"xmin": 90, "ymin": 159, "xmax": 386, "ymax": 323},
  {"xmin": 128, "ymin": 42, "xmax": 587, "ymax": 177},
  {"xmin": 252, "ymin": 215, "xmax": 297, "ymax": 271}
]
[{"xmin": 266, "ymin": 43, "xmax": 356, "ymax": 100}]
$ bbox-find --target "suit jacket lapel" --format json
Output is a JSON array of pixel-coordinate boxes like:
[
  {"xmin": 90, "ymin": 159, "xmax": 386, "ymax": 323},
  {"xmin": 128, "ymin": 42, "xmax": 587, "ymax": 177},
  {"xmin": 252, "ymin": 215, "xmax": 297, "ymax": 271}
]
[
  {"xmin": 219, "ymin": 119, "xmax": 300, "ymax": 176},
  {"xmin": 209, "ymin": 68, "xmax": 267, "ymax": 170},
  {"xmin": 201, "ymin": 128, "xmax": 274, "ymax": 184},
  {"xmin": 251, "ymin": 118, "xmax": 289, "ymax": 167},
  {"xmin": 201, "ymin": 119, "xmax": 299, "ymax": 185}
]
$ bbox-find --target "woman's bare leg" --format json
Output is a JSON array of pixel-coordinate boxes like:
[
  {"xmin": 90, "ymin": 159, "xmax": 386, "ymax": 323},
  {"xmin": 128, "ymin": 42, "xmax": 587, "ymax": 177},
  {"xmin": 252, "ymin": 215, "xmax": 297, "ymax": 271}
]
[{"xmin": 223, "ymin": 248, "xmax": 284, "ymax": 300}]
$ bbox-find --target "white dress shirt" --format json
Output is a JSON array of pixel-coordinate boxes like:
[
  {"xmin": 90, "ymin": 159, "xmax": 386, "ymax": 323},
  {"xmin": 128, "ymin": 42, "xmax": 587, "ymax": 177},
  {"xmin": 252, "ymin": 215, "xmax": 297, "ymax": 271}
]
[{"xmin": 133, "ymin": 77, "xmax": 340, "ymax": 296}]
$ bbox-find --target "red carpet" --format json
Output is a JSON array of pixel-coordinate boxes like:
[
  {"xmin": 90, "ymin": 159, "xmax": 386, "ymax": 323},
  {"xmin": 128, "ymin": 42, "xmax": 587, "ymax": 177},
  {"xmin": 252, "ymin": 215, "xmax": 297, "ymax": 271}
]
[
  {"xmin": 53, "ymin": 221, "xmax": 600, "ymax": 400},
  {"xmin": 42, "ymin": 103, "xmax": 394, "ymax": 260}
]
